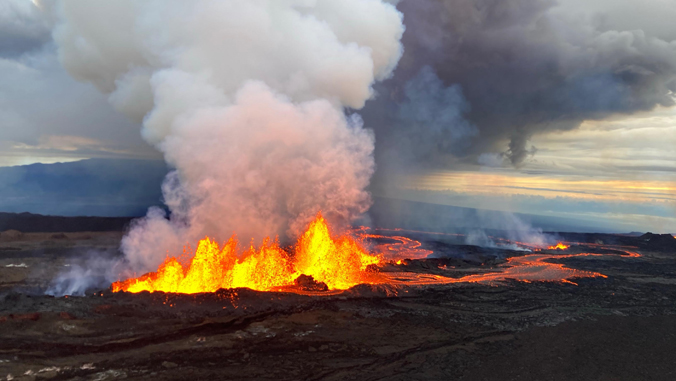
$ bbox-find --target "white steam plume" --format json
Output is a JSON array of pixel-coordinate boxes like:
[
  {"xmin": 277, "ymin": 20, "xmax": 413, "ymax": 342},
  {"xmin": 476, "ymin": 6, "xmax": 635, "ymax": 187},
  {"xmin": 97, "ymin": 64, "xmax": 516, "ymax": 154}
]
[
  {"xmin": 52, "ymin": 0, "xmax": 404, "ymax": 273},
  {"xmin": 465, "ymin": 212, "xmax": 551, "ymax": 251}
]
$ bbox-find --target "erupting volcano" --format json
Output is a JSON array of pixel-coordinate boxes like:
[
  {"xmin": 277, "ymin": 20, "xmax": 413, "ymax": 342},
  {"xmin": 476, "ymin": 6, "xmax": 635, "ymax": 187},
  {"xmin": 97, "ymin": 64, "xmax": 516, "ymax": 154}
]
[
  {"xmin": 112, "ymin": 213, "xmax": 381, "ymax": 294},
  {"xmin": 112, "ymin": 221, "xmax": 643, "ymax": 296}
]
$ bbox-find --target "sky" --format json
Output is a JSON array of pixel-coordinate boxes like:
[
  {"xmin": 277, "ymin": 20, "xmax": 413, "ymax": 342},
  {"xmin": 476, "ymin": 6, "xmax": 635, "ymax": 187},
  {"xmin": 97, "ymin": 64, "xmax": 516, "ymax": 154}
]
[
  {"xmin": 377, "ymin": 107, "xmax": 676, "ymax": 233},
  {"xmin": 0, "ymin": 0, "xmax": 158, "ymax": 167},
  {"xmin": 0, "ymin": 0, "xmax": 674, "ymax": 234}
]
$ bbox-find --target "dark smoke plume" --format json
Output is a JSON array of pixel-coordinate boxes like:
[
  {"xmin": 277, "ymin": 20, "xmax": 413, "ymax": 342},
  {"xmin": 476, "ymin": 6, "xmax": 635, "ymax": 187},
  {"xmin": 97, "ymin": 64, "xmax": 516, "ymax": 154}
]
[{"xmin": 365, "ymin": 0, "xmax": 676, "ymax": 169}]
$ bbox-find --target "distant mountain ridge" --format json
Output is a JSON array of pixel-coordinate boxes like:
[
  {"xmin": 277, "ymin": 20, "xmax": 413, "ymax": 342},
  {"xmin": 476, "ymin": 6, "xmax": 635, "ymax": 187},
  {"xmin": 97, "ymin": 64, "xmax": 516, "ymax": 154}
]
[
  {"xmin": 367, "ymin": 197, "xmax": 620, "ymax": 234},
  {"xmin": 0, "ymin": 198, "xmax": 618, "ymax": 234},
  {"xmin": 0, "ymin": 158, "xmax": 168, "ymax": 217},
  {"xmin": 0, "ymin": 159, "xmax": 621, "ymax": 234},
  {"xmin": 0, "ymin": 212, "xmax": 133, "ymax": 233}
]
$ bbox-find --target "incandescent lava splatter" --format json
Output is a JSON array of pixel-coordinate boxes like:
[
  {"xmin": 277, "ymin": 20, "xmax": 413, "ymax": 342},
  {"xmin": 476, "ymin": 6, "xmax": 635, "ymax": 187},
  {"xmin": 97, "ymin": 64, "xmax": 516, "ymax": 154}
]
[
  {"xmin": 112, "ymin": 213, "xmax": 381, "ymax": 294},
  {"xmin": 547, "ymin": 243, "xmax": 570, "ymax": 250},
  {"xmin": 113, "ymin": 221, "xmax": 643, "ymax": 294}
]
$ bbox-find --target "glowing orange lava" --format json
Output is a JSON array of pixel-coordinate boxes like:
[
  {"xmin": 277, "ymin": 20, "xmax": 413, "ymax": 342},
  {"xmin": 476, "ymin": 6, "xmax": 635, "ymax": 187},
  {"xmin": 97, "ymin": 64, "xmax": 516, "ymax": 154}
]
[
  {"xmin": 359, "ymin": 233, "xmax": 433, "ymax": 260},
  {"xmin": 112, "ymin": 213, "xmax": 381, "ymax": 294},
  {"xmin": 114, "ymin": 220, "xmax": 644, "ymax": 295}
]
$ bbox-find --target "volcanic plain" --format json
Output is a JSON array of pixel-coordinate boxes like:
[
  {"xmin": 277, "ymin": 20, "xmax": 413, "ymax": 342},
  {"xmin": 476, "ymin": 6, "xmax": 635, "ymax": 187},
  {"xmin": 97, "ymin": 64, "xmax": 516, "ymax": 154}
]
[{"xmin": 1, "ymin": 224, "xmax": 676, "ymax": 381}]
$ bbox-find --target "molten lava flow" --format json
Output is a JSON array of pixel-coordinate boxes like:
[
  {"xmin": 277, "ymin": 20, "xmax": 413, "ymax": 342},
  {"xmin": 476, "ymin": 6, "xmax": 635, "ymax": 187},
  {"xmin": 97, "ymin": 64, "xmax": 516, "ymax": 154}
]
[
  {"xmin": 548, "ymin": 243, "xmax": 570, "ymax": 250},
  {"xmin": 358, "ymin": 233, "xmax": 433, "ymax": 260},
  {"xmin": 112, "ymin": 213, "xmax": 381, "ymax": 294}
]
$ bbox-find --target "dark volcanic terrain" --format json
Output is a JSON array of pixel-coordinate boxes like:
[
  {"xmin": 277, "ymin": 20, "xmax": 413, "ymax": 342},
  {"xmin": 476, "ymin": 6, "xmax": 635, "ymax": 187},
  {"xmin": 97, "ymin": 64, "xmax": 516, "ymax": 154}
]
[{"xmin": 1, "ymin": 226, "xmax": 675, "ymax": 381}]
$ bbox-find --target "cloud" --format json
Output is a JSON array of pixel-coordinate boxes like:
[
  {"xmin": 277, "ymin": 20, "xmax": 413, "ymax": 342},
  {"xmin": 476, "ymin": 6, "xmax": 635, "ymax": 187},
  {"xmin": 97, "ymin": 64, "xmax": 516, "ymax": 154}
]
[
  {"xmin": 365, "ymin": 65, "xmax": 478, "ymax": 172},
  {"xmin": 0, "ymin": 0, "xmax": 159, "ymax": 167},
  {"xmin": 0, "ymin": 45, "xmax": 159, "ymax": 165},
  {"xmin": 556, "ymin": 0, "xmax": 676, "ymax": 42},
  {"xmin": 364, "ymin": 0, "xmax": 676, "ymax": 170},
  {"xmin": 383, "ymin": 186, "xmax": 676, "ymax": 234},
  {"xmin": 0, "ymin": 0, "xmax": 52, "ymax": 58},
  {"xmin": 527, "ymin": 109, "xmax": 676, "ymax": 179},
  {"xmin": 477, "ymin": 153, "xmax": 505, "ymax": 168}
]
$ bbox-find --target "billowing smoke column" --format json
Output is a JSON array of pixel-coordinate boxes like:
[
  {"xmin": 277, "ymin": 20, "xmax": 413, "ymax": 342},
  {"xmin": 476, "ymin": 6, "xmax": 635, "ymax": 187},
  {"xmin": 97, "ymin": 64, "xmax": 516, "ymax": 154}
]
[
  {"xmin": 366, "ymin": 0, "xmax": 676, "ymax": 170},
  {"xmin": 53, "ymin": 0, "xmax": 404, "ymax": 272}
]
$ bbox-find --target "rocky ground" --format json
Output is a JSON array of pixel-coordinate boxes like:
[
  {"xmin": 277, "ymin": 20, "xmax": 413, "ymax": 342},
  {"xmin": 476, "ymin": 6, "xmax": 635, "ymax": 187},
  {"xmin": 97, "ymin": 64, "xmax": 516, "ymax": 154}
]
[{"xmin": 1, "ymin": 229, "xmax": 675, "ymax": 380}]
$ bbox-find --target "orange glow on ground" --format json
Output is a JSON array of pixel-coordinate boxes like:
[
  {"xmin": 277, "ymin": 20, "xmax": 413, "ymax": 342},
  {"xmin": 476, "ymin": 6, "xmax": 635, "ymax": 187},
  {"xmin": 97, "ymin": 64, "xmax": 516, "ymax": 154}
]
[
  {"xmin": 359, "ymin": 229, "xmax": 640, "ymax": 287},
  {"xmin": 377, "ymin": 251, "xmax": 637, "ymax": 288},
  {"xmin": 450, "ymin": 253, "xmax": 606, "ymax": 285},
  {"xmin": 112, "ymin": 213, "xmax": 381, "ymax": 294},
  {"xmin": 359, "ymin": 233, "xmax": 433, "ymax": 260},
  {"xmin": 114, "ymin": 222, "xmax": 643, "ymax": 295},
  {"xmin": 547, "ymin": 243, "xmax": 570, "ymax": 250}
]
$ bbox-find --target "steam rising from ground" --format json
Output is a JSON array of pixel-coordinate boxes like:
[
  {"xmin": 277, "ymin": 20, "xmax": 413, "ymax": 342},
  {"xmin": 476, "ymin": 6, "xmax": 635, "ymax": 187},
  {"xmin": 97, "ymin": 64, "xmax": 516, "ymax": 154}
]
[
  {"xmin": 46, "ymin": 251, "xmax": 124, "ymax": 297},
  {"xmin": 465, "ymin": 212, "xmax": 549, "ymax": 251},
  {"xmin": 52, "ymin": 0, "xmax": 404, "ymax": 273}
]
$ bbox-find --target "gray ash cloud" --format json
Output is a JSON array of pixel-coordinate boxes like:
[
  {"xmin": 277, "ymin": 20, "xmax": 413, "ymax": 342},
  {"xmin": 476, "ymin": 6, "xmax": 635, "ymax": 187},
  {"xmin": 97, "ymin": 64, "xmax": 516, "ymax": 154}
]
[{"xmin": 364, "ymin": 0, "xmax": 676, "ymax": 169}]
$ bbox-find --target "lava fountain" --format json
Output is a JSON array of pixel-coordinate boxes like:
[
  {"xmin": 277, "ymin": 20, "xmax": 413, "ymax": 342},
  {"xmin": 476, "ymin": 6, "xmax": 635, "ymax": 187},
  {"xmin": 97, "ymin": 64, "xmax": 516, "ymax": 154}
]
[
  {"xmin": 112, "ymin": 213, "xmax": 381, "ymax": 294},
  {"xmin": 548, "ymin": 243, "xmax": 570, "ymax": 250}
]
